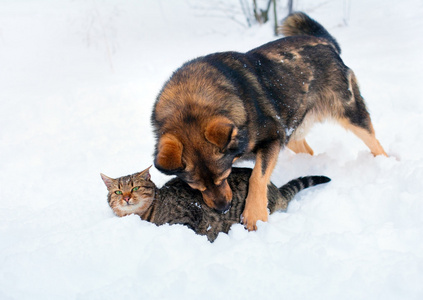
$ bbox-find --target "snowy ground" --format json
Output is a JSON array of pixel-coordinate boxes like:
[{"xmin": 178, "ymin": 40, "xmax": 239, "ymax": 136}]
[{"xmin": 1, "ymin": 0, "xmax": 423, "ymax": 299}]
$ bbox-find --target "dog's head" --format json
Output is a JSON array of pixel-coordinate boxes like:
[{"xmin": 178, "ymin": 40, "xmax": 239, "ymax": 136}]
[{"xmin": 154, "ymin": 116, "xmax": 246, "ymax": 212}]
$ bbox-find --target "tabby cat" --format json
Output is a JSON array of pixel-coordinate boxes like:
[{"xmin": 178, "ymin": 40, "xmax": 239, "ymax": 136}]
[{"xmin": 101, "ymin": 167, "xmax": 330, "ymax": 242}]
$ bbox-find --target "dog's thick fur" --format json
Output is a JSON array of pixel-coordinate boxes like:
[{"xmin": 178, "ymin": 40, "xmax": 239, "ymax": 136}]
[{"xmin": 151, "ymin": 12, "xmax": 387, "ymax": 230}]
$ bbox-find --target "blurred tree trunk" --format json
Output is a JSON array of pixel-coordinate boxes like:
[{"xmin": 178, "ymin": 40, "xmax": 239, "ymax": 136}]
[
  {"xmin": 288, "ymin": 0, "xmax": 293, "ymax": 14},
  {"xmin": 253, "ymin": 0, "xmax": 272, "ymax": 24},
  {"xmin": 251, "ymin": 0, "xmax": 294, "ymax": 36},
  {"xmin": 244, "ymin": 0, "xmax": 294, "ymax": 36},
  {"xmin": 272, "ymin": 0, "xmax": 277, "ymax": 36}
]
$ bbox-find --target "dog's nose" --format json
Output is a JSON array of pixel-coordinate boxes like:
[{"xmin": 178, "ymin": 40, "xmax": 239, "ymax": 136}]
[
  {"xmin": 201, "ymin": 192, "xmax": 232, "ymax": 213},
  {"xmin": 214, "ymin": 200, "xmax": 231, "ymax": 214},
  {"xmin": 201, "ymin": 182, "xmax": 233, "ymax": 212}
]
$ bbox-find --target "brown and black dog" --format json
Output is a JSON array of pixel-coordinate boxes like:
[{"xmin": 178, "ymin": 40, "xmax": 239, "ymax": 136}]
[{"xmin": 151, "ymin": 12, "xmax": 387, "ymax": 231}]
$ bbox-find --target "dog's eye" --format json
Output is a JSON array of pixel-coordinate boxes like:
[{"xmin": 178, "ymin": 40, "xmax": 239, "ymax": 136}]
[
  {"xmin": 187, "ymin": 182, "xmax": 206, "ymax": 192},
  {"xmin": 215, "ymin": 169, "xmax": 231, "ymax": 186},
  {"xmin": 215, "ymin": 178, "xmax": 227, "ymax": 186}
]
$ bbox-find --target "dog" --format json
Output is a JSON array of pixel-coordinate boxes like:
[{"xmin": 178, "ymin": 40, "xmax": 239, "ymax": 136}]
[{"xmin": 151, "ymin": 12, "xmax": 387, "ymax": 231}]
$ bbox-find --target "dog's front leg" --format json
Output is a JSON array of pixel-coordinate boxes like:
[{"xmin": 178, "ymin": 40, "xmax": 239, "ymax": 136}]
[{"xmin": 242, "ymin": 141, "xmax": 281, "ymax": 231}]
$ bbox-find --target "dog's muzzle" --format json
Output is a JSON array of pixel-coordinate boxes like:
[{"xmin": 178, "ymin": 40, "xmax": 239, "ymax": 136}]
[{"xmin": 201, "ymin": 182, "xmax": 233, "ymax": 213}]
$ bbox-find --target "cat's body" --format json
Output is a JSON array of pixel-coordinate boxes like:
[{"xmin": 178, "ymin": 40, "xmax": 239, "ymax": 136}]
[{"xmin": 101, "ymin": 167, "xmax": 330, "ymax": 242}]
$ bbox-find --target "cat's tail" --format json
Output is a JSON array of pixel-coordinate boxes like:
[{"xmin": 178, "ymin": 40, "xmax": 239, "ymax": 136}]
[
  {"xmin": 279, "ymin": 12, "xmax": 341, "ymax": 54},
  {"xmin": 278, "ymin": 176, "xmax": 331, "ymax": 203}
]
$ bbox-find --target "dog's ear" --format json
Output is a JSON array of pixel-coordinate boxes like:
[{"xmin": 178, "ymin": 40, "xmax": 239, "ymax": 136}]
[
  {"xmin": 155, "ymin": 134, "xmax": 184, "ymax": 172},
  {"xmin": 205, "ymin": 117, "xmax": 238, "ymax": 151}
]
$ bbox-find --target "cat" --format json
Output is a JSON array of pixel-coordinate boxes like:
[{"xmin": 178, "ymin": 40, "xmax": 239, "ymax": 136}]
[{"xmin": 100, "ymin": 167, "xmax": 330, "ymax": 242}]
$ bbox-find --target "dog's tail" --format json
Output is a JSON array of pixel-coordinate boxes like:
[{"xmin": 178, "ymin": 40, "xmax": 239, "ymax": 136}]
[
  {"xmin": 279, "ymin": 12, "xmax": 341, "ymax": 54},
  {"xmin": 278, "ymin": 175, "xmax": 331, "ymax": 204}
]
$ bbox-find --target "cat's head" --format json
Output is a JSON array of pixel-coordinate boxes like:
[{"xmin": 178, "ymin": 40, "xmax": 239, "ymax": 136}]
[{"xmin": 100, "ymin": 166, "xmax": 156, "ymax": 218}]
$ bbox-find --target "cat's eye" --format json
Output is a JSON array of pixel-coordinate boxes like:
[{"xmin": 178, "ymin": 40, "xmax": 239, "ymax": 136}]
[
  {"xmin": 115, "ymin": 190, "xmax": 123, "ymax": 195},
  {"xmin": 132, "ymin": 187, "xmax": 140, "ymax": 192}
]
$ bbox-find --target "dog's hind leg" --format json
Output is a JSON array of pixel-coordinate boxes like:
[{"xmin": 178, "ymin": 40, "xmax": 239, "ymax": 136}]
[
  {"xmin": 339, "ymin": 118, "xmax": 387, "ymax": 156},
  {"xmin": 338, "ymin": 70, "xmax": 387, "ymax": 157},
  {"xmin": 287, "ymin": 138, "xmax": 314, "ymax": 155}
]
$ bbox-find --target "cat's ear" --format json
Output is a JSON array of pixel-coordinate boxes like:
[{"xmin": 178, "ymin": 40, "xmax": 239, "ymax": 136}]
[
  {"xmin": 137, "ymin": 165, "xmax": 152, "ymax": 181},
  {"xmin": 100, "ymin": 173, "xmax": 115, "ymax": 189},
  {"xmin": 154, "ymin": 134, "xmax": 184, "ymax": 172}
]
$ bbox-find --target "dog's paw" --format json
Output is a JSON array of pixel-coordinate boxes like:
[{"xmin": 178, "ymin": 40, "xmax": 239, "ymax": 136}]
[{"xmin": 241, "ymin": 204, "xmax": 268, "ymax": 231}]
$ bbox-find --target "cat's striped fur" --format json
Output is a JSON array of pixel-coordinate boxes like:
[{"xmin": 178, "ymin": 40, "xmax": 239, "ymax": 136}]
[{"xmin": 101, "ymin": 167, "xmax": 330, "ymax": 242}]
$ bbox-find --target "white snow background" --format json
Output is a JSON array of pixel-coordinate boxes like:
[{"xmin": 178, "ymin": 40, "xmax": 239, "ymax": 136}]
[{"xmin": 1, "ymin": 0, "xmax": 423, "ymax": 299}]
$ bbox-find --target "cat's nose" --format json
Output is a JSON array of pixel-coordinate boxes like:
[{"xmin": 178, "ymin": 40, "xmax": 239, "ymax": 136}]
[{"xmin": 123, "ymin": 196, "xmax": 130, "ymax": 203}]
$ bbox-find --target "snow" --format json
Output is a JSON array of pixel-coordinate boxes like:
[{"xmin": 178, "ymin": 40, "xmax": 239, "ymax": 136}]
[{"xmin": 1, "ymin": 0, "xmax": 423, "ymax": 299}]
